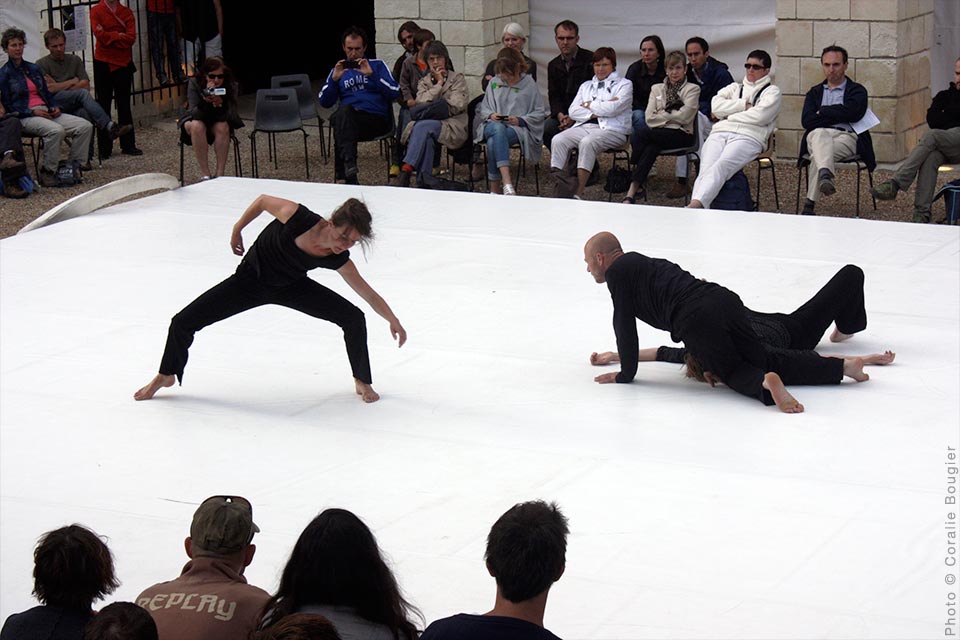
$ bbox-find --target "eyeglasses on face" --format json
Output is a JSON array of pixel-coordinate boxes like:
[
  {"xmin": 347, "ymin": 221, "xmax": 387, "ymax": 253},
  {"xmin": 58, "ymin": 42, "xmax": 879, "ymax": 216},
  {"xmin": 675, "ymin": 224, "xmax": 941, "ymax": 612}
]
[{"xmin": 744, "ymin": 64, "xmax": 767, "ymax": 71}]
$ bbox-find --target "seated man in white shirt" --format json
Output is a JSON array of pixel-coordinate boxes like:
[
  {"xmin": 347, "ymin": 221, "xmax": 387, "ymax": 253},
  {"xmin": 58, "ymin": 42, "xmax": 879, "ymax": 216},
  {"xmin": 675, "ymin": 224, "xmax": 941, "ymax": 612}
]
[{"xmin": 688, "ymin": 49, "xmax": 781, "ymax": 209}]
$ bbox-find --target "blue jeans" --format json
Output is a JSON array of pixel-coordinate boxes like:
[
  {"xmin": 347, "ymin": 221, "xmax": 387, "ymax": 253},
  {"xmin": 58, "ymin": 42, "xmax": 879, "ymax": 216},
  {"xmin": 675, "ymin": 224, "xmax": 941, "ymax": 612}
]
[
  {"xmin": 403, "ymin": 119, "xmax": 442, "ymax": 181},
  {"xmin": 147, "ymin": 11, "xmax": 182, "ymax": 82},
  {"xmin": 53, "ymin": 89, "xmax": 112, "ymax": 130},
  {"xmin": 483, "ymin": 121, "xmax": 520, "ymax": 181}
]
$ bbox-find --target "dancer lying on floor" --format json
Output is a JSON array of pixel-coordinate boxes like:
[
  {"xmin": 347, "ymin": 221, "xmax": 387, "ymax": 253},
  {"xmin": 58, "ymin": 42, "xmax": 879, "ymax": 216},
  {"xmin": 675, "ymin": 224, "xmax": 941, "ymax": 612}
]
[
  {"xmin": 134, "ymin": 195, "xmax": 406, "ymax": 403},
  {"xmin": 584, "ymin": 232, "xmax": 883, "ymax": 413},
  {"xmin": 590, "ymin": 263, "xmax": 895, "ymax": 369}
]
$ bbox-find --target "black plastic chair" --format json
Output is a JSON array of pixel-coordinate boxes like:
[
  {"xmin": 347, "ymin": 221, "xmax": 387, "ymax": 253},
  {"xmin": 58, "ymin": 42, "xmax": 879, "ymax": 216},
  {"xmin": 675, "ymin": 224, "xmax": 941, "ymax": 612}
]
[
  {"xmin": 795, "ymin": 152, "xmax": 876, "ymax": 217},
  {"xmin": 753, "ymin": 132, "xmax": 780, "ymax": 212},
  {"xmin": 249, "ymin": 88, "xmax": 310, "ymax": 179},
  {"xmin": 659, "ymin": 115, "xmax": 701, "ymax": 205},
  {"xmin": 270, "ymin": 73, "xmax": 327, "ymax": 163},
  {"xmin": 20, "ymin": 133, "xmax": 42, "ymax": 177},
  {"xmin": 364, "ymin": 107, "xmax": 396, "ymax": 183},
  {"xmin": 178, "ymin": 123, "xmax": 243, "ymax": 185}
]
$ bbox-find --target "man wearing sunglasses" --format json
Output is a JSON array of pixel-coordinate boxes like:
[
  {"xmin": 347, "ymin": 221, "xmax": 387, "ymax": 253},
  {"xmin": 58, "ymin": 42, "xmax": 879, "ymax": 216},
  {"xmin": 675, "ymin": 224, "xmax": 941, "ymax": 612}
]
[
  {"xmin": 688, "ymin": 50, "xmax": 781, "ymax": 209},
  {"xmin": 798, "ymin": 45, "xmax": 875, "ymax": 215},
  {"xmin": 137, "ymin": 496, "xmax": 270, "ymax": 640}
]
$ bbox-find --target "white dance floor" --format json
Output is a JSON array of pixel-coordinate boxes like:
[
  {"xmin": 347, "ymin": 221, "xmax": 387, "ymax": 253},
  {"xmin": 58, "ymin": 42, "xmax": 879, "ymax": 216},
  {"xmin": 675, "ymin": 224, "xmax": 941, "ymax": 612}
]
[{"xmin": 1, "ymin": 178, "xmax": 958, "ymax": 638}]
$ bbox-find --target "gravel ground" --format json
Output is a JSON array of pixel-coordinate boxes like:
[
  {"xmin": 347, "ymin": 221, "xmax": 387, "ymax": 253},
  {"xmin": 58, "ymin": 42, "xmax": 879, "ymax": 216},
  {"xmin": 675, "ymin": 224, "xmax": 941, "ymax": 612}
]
[{"xmin": 2, "ymin": 116, "xmax": 957, "ymax": 239}]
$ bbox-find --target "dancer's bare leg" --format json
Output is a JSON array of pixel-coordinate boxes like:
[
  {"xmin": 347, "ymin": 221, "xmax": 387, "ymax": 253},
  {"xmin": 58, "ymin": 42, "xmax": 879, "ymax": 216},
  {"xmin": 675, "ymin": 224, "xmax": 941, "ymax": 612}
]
[
  {"xmin": 762, "ymin": 372, "xmax": 804, "ymax": 413},
  {"xmin": 355, "ymin": 379, "xmax": 380, "ymax": 403},
  {"xmin": 134, "ymin": 374, "xmax": 176, "ymax": 401},
  {"xmin": 842, "ymin": 357, "xmax": 869, "ymax": 382}
]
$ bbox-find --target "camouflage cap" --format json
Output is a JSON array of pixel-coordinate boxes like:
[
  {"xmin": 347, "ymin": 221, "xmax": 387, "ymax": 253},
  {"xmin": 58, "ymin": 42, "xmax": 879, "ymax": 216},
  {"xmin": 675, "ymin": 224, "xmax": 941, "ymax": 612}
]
[{"xmin": 190, "ymin": 496, "xmax": 259, "ymax": 555}]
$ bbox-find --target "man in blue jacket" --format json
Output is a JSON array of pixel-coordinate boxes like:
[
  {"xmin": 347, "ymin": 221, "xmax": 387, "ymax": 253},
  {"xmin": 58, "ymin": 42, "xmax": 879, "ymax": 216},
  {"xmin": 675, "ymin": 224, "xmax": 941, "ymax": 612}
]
[
  {"xmin": 668, "ymin": 36, "xmax": 733, "ymax": 199},
  {"xmin": 0, "ymin": 27, "xmax": 93, "ymax": 186},
  {"xmin": 798, "ymin": 45, "xmax": 875, "ymax": 215},
  {"xmin": 319, "ymin": 26, "xmax": 400, "ymax": 185}
]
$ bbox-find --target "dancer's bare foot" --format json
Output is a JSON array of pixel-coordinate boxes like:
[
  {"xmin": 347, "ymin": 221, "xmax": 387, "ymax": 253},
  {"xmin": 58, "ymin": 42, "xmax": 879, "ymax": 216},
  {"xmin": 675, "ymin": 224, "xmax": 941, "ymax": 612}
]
[
  {"xmin": 762, "ymin": 372, "xmax": 804, "ymax": 413},
  {"xmin": 355, "ymin": 379, "xmax": 380, "ymax": 403},
  {"xmin": 133, "ymin": 374, "xmax": 175, "ymax": 401},
  {"xmin": 843, "ymin": 357, "xmax": 869, "ymax": 382},
  {"xmin": 863, "ymin": 350, "xmax": 896, "ymax": 365},
  {"xmin": 590, "ymin": 351, "xmax": 620, "ymax": 366},
  {"xmin": 830, "ymin": 327, "xmax": 855, "ymax": 342}
]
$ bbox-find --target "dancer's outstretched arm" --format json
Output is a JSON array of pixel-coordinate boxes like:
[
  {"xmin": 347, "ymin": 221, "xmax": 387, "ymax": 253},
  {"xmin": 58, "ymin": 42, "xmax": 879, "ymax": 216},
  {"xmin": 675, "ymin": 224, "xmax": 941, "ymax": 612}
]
[
  {"xmin": 337, "ymin": 260, "xmax": 407, "ymax": 347},
  {"xmin": 590, "ymin": 347, "xmax": 660, "ymax": 366},
  {"xmin": 230, "ymin": 195, "xmax": 299, "ymax": 255}
]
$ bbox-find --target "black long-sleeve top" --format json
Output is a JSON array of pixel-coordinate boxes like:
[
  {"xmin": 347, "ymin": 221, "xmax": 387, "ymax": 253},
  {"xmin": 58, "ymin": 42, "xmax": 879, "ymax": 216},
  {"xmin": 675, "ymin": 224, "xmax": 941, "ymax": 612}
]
[
  {"xmin": 656, "ymin": 312, "xmax": 792, "ymax": 363},
  {"xmin": 605, "ymin": 252, "xmax": 719, "ymax": 383},
  {"xmin": 927, "ymin": 83, "xmax": 960, "ymax": 130},
  {"xmin": 546, "ymin": 47, "xmax": 595, "ymax": 118},
  {"xmin": 624, "ymin": 59, "xmax": 665, "ymax": 111}
]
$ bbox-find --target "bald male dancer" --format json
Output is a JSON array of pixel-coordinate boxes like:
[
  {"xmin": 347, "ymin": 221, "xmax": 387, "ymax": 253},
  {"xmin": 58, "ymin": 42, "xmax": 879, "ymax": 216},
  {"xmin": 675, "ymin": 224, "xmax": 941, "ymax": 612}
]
[{"xmin": 584, "ymin": 232, "xmax": 874, "ymax": 412}]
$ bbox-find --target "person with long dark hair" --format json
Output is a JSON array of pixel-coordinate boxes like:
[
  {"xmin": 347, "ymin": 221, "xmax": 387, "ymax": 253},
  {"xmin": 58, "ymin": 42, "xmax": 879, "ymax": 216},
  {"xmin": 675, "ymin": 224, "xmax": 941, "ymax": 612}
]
[
  {"xmin": 181, "ymin": 56, "xmax": 242, "ymax": 181},
  {"xmin": 257, "ymin": 508, "xmax": 421, "ymax": 640},
  {"xmin": 133, "ymin": 196, "xmax": 407, "ymax": 404},
  {"xmin": 624, "ymin": 35, "xmax": 665, "ymax": 138},
  {"xmin": 0, "ymin": 525, "xmax": 120, "ymax": 639}
]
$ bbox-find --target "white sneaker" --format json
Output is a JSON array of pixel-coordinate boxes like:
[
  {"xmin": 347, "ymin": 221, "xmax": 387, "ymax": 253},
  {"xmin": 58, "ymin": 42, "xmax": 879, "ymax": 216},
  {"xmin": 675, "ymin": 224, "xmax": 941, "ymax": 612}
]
[{"xmin": 503, "ymin": 184, "xmax": 516, "ymax": 196}]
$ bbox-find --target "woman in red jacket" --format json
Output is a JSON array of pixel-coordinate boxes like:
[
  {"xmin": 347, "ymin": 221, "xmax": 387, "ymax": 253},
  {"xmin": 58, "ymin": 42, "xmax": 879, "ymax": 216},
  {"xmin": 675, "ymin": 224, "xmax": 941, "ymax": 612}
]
[{"xmin": 91, "ymin": 0, "xmax": 141, "ymax": 157}]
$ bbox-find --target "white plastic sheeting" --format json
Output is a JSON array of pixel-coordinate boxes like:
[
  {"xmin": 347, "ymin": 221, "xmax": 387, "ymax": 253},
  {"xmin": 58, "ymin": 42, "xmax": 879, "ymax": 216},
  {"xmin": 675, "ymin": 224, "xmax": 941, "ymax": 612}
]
[{"xmin": 1, "ymin": 178, "xmax": 957, "ymax": 638}]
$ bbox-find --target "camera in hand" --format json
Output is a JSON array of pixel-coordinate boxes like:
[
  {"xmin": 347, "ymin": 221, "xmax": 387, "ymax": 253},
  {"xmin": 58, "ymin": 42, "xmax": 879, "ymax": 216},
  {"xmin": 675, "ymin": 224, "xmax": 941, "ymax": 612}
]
[
  {"xmin": 203, "ymin": 87, "xmax": 227, "ymax": 96},
  {"xmin": 342, "ymin": 59, "xmax": 360, "ymax": 70}
]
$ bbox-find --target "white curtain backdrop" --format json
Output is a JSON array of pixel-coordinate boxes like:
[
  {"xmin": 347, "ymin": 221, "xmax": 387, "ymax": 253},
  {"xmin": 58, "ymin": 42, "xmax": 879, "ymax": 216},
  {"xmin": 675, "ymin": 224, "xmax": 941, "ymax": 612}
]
[
  {"xmin": 933, "ymin": 0, "xmax": 960, "ymax": 92},
  {"xmin": 528, "ymin": 0, "xmax": 776, "ymax": 94}
]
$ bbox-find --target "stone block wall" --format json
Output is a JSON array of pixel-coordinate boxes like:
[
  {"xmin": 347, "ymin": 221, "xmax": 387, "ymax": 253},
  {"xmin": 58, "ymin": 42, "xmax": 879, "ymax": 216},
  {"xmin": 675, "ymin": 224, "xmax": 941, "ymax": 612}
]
[
  {"xmin": 375, "ymin": 0, "xmax": 529, "ymax": 98},
  {"xmin": 775, "ymin": 0, "xmax": 933, "ymax": 163}
]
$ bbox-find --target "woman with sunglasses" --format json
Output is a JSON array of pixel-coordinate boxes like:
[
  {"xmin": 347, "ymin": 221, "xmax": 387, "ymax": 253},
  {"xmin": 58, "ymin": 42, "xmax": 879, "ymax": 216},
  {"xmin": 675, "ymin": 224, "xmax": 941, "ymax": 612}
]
[
  {"xmin": 133, "ymin": 195, "xmax": 406, "ymax": 404},
  {"xmin": 181, "ymin": 56, "xmax": 243, "ymax": 181},
  {"xmin": 688, "ymin": 50, "xmax": 782, "ymax": 209},
  {"xmin": 257, "ymin": 508, "xmax": 422, "ymax": 640}
]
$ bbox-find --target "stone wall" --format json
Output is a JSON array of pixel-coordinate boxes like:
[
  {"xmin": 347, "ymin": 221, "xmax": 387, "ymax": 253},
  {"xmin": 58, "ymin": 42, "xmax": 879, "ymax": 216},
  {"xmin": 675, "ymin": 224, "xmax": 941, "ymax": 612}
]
[
  {"xmin": 775, "ymin": 0, "xmax": 934, "ymax": 163},
  {"xmin": 375, "ymin": 0, "xmax": 530, "ymax": 98}
]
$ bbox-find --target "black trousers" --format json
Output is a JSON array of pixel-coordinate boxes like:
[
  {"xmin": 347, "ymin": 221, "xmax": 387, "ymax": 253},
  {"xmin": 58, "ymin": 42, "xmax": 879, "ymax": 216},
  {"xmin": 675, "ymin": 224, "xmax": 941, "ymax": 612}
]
[
  {"xmin": 93, "ymin": 59, "xmax": 136, "ymax": 156},
  {"xmin": 331, "ymin": 105, "xmax": 389, "ymax": 176},
  {"xmin": 782, "ymin": 264, "xmax": 867, "ymax": 350},
  {"xmin": 159, "ymin": 271, "xmax": 372, "ymax": 384},
  {"xmin": 631, "ymin": 127, "xmax": 692, "ymax": 185},
  {"xmin": 679, "ymin": 289, "xmax": 842, "ymax": 406}
]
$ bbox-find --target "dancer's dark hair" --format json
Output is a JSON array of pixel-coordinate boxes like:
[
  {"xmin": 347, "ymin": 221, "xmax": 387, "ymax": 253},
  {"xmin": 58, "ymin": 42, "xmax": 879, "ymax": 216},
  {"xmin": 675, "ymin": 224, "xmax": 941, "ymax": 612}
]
[
  {"xmin": 257, "ymin": 509, "xmax": 421, "ymax": 640},
  {"xmin": 330, "ymin": 198, "xmax": 373, "ymax": 240}
]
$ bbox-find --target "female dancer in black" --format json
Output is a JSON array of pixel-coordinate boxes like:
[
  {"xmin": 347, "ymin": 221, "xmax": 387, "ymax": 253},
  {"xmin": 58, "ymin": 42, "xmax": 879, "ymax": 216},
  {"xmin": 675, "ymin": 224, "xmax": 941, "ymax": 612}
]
[{"xmin": 134, "ymin": 195, "xmax": 406, "ymax": 403}]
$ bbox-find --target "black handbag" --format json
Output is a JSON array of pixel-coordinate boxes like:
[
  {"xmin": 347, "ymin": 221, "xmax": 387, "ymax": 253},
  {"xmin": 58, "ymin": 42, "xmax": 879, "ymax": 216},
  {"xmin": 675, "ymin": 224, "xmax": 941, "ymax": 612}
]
[
  {"xmin": 603, "ymin": 165, "xmax": 632, "ymax": 193},
  {"xmin": 409, "ymin": 100, "xmax": 450, "ymax": 121}
]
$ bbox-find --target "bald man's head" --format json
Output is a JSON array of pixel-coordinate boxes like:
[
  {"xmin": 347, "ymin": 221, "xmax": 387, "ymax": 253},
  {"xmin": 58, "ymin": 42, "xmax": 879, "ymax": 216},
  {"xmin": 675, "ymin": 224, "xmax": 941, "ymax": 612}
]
[{"xmin": 584, "ymin": 232, "xmax": 624, "ymax": 283}]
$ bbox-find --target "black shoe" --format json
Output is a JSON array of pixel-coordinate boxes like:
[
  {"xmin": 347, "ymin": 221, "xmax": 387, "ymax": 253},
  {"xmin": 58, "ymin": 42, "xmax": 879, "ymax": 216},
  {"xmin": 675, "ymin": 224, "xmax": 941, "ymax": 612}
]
[
  {"xmin": 40, "ymin": 169, "xmax": 59, "ymax": 188},
  {"xmin": 817, "ymin": 168, "xmax": 835, "ymax": 197},
  {"xmin": 345, "ymin": 174, "xmax": 359, "ymax": 185},
  {"xmin": 801, "ymin": 198, "xmax": 816, "ymax": 215},
  {"xmin": 80, "ymin": 162, "xmax": 94, "ymax": 172},
  {"xmin": 397, "ymin": 169, "xmax": 412, "ymax": 188},
  {"xmin": 122, "ymin": 147, "xmax": 144, "ymax": 156},
  {"xmin": 108, "ymin": 123, "xmax": 134, "ymax": 141}
]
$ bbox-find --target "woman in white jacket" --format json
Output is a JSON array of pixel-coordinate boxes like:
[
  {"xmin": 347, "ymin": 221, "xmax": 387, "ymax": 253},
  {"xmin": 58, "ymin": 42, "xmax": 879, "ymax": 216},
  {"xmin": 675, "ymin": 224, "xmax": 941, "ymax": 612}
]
[
  {"xmin": 689, "ymin": 49, "xmax": 782, "ymax": 209},
  {"xmin": 550, "ymin": 47, "xmax": 633, "ymax": 199}
]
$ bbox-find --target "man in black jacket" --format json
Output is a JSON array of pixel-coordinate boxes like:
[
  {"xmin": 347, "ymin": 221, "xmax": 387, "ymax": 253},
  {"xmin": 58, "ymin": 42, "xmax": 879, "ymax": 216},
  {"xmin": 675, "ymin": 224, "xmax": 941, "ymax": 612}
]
[
  {"xmin": 543, "ymin": 20, "xmax": 593, "ymax": 150},
  {"xmin": 798, "ymin": 45, "xmax": 875, "ymax": 215},
  {"xmin": 872, "ymin": 57, "xmax": 960, "ymax": 223}
]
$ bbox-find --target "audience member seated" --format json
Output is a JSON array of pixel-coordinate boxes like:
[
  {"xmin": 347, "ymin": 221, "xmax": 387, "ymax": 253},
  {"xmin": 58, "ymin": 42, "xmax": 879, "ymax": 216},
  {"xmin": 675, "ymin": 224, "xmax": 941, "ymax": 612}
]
[
  {"xmin": 0, "ymin": 524, "xmax": 119, "ymax": 640},
  {"xmin": 319, "ymin": 26, "xmax": 400, "ymax": 185},
  {"xmin": 391, "ymin": 21, "xmax": 420, "ymax": 97},
  {"xmin": 624, "ymin": 35, "xmax": 665, "ymax": 143},
  {"xmin": 419, "ymin": 500, "xmax": 569, "ymax": 640},
  {"xmin": 0, "ymin": 27, "xmax": 94, "ymax": 187},
  {"xmin": 475, "ymin": 48, "xmax": 547, "ymax": 195},
  {"xmin": 666, "ymin": 36, "xmax": 733, "ymax": 199},
  {"xmin": 395, "ymin": 28, "xmax": 434, "ymax": 175},
  {"xmin": 872, "ymin": 56, "xmax": 960, "ymax": 223},
  {"xmin": 180, "ymin": 56, "xmax": 242, "ymax": 181},
  {"xmin": 798, "ymin": 45, "xmax": 875, "ymax": 215},
  {"xmin": 38, "ymin": 27, "xmax": 133, "ymax": 156},
  {"xmin": 482, "ymin": 23, "xmax": 538, "ymax": 91},
  {"xmin": 256, "ymin": 508, "xmax": 422, "ymax": 640},
  {"xmin": 622, "ymin": 50, "xmax": 699, "ymax": 204},
  {"xmin": 84, "ymin": 602, "xmax": 158, "ymax": 640},
  {"xmin": 397, "ymin": 41, "xmax": 468, "ymax": 188},
  {"xmin": 251, "ymin": 614, "xmax": 342, "ymax": 640},
  {"xmin": 544, "ymin": 20, "xmax": 594, "ymax": 150},
  {"xmin": 550, "ymin": 46, "xmax": 632, "ymax": 199},
  {"xmin": 0, "ymin": 98, "xmax": 29, "ymax": 199},
  {"xmin": 136, "ymin": 495, "xmax": 270, "ymax": 640},
  {"xmin": 688, "ymin": 49, "xmax": 781, "ymax": 209}
]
